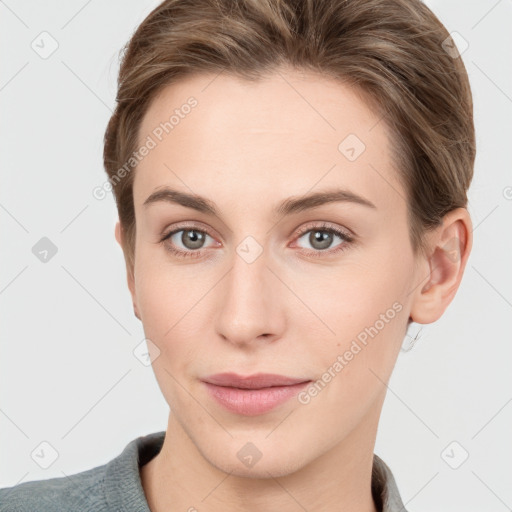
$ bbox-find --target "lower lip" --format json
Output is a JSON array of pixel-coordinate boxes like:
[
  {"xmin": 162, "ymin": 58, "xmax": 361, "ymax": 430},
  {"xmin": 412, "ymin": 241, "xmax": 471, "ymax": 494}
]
[{"xmin": 202, "ymin": 381, "xmax": 311, "ymax": 416}]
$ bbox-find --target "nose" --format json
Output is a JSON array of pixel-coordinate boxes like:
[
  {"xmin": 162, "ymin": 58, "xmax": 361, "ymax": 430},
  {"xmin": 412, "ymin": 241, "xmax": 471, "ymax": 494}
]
[{"xmin": 214, "ymin": 249, "xmax": 285, "ymax": 349}]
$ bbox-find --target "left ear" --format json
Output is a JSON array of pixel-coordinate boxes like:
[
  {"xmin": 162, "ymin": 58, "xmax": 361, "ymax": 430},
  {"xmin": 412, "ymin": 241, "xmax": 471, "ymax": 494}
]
[{"xmin": 409, "ymin": 207, "xmax": 473, "ymax": 325}]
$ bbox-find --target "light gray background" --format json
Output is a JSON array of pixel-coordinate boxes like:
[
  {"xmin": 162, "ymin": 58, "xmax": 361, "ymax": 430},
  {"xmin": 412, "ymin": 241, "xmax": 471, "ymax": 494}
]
[{"xmin": 1, "ymin": 1, "xmax": 511, "ymax": 510}]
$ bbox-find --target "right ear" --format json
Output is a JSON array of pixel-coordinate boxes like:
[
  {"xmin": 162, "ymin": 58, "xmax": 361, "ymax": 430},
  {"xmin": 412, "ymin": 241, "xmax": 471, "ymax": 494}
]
[{"xmin": 115, "ymin": 221, "xmax": 140, "ymax": 320}]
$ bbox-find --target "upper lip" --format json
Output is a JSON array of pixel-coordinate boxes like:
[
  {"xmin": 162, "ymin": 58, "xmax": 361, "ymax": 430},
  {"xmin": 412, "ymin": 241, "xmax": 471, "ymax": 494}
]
[{"xmin": 202, "ymin": 372, "xmax": 311, "ymax": 389}]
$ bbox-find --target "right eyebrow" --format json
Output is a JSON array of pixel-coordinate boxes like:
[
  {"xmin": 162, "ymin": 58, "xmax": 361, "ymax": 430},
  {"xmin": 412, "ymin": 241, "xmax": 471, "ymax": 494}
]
[{"xmin": 143, "ymin": 187, "xmax": 217, "ymax": 215}]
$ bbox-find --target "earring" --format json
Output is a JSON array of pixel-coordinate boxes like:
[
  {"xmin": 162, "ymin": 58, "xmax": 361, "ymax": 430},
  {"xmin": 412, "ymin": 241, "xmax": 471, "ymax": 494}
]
[{"xmin": 401, "ymin": 321, "xmax": 424, "ymax": 352}]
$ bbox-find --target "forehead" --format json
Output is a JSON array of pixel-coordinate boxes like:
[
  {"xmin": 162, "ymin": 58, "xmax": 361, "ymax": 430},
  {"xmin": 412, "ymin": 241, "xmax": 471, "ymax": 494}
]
[{"xmin": 133, "ymin": 68, "xmax": 403, "ymax": 214}]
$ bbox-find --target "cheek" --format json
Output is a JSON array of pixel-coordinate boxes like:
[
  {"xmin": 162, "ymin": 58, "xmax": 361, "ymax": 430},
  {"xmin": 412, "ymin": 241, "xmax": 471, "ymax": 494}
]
[
  {"xmin": 134, "ymin": 243, "xmax": 189, "ymax": 325},
  {"xmin": 302, "ymin": 253, "xmax": 410, "ymax": 373},
  {"xmin": 134, "ymin": 255, "xmax": 213, "ymax": 360},
  {"xmin": 137, "ymin": 273, "xmax": 194, "ymax": 342},
  {"xmin": 134, "ymin": 264, "xmax": 208, "ymax": 407},
  {"xmin": 296, "ymin": 265, "xmax": 408, "ymax": 434}
]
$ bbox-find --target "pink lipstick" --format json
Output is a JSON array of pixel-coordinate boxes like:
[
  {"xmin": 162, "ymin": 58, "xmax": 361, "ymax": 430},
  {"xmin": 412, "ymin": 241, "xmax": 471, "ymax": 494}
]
[{"xmin": 201, "ymin": 372, "xmax": 311, "ymax": 416}]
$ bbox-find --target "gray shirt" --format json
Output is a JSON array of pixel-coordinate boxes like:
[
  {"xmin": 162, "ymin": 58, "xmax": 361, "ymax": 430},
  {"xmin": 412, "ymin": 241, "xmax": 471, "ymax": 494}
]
[{"xmin": 0, "ymin": 431, "xmax": 408, "ymax": 511}]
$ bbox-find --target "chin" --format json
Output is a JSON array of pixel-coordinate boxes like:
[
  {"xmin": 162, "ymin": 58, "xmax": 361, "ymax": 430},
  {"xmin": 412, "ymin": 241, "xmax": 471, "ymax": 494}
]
[{"xmin": 201, "ymin": 437, "xmax": 311, "ymax": 479}]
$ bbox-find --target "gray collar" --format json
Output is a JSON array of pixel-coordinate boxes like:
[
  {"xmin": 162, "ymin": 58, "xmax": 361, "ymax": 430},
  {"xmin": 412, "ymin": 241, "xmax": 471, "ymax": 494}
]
[{"xmin": 372, "ymin": 453, "xmax": 409, "ymax": 512}]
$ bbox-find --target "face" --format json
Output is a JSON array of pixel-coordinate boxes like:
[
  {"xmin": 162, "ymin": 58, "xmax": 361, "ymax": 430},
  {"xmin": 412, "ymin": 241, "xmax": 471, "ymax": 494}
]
[{"xmin": 122, "ymin": 67, "xmax": 426, "ymax": 477}]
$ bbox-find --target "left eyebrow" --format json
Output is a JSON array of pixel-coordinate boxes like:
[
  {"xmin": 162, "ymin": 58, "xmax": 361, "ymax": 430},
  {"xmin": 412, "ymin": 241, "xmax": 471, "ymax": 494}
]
[
  {"xmin": 142, "ymin": 186, "xmax": 377, "ymax": 216},
  {"xmin": 275, "ymin": 188, "xmax": 377, "ymax": 215}
]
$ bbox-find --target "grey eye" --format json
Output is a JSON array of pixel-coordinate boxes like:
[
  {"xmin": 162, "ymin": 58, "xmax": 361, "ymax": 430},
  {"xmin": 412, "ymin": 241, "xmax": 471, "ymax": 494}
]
[
  {"xmin": 296, "ymin": 229, "xmax": 344, "ymax": 251},
  {"xmin": 170, "ymin": 229, "xmax": 210, "ymax": 250}
]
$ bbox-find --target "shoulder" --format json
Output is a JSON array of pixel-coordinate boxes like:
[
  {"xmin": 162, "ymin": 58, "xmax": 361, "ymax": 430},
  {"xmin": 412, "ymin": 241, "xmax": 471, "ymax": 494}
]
[
  {"xmin": 0, "ymin": 463, "xmax": 108, "ymax": 512},
  {"xmin": 0, "ymin": 431, "xmax": 166, "ymax": 512}
]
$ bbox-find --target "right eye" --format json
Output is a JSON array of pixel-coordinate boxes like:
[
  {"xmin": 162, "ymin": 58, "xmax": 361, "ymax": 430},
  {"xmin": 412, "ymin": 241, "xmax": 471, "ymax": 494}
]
[{"xmin": 160, "ymin": 226, "xmax": 219, "ymax": 259}]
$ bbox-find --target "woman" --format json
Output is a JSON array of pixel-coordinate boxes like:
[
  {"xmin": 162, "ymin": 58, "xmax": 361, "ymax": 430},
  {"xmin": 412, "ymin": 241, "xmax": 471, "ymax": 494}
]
[{"xmin": 0, "ymin": 0, "xmax": 475, "ymax": 511}]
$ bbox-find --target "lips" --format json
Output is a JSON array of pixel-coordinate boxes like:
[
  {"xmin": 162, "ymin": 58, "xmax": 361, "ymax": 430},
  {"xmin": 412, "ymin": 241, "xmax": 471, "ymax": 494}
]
[
  {"xmin": 202, "ymin": 372, "xmax": 311, "ymax": 389},
  {"xmin": 201, "ymin": 373, "xmax": 313, "ymax": 416}
]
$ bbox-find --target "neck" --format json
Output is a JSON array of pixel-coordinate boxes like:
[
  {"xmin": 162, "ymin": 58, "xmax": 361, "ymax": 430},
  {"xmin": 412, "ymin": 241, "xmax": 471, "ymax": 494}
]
[{"xmin": 141, "ymin": 404, "xmax": 382, "ymax": 512}]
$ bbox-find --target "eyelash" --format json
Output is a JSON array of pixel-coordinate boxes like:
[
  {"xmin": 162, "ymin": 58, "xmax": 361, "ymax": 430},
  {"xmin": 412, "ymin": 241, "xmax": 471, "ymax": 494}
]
[{"xmin": 159, "ymin": 222, "xmax": 355, "ymax": 260}]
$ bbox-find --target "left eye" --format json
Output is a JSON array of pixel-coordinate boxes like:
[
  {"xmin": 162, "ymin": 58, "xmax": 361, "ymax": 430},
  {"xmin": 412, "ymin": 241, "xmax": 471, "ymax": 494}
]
[{"xmin": 295, "ymin": 227, "xmax": 351, "ymax": 252}]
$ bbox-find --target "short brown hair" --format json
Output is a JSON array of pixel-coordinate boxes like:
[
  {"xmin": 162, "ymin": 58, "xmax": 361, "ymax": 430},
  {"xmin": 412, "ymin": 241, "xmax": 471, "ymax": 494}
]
[{"xmin": 103, "ymin": 0, "xmax": 475, "ymax": 272}]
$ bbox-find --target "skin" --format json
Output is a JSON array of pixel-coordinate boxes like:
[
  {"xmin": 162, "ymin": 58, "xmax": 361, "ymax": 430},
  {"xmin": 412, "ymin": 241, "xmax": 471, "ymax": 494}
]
[{"xmin": 114, "ymin": 66, "xmax": 472, "ymax": 512}]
